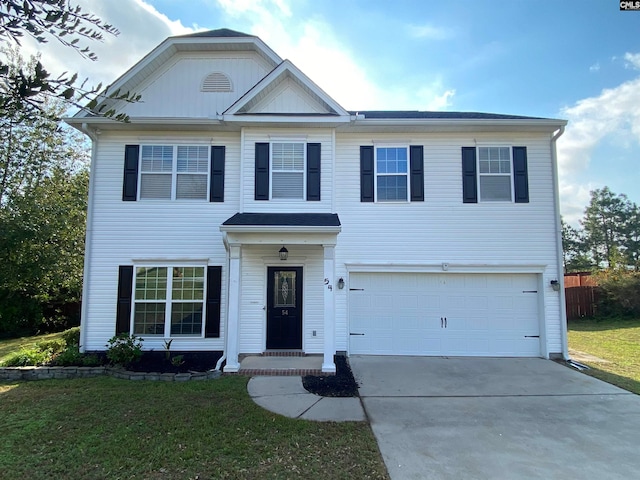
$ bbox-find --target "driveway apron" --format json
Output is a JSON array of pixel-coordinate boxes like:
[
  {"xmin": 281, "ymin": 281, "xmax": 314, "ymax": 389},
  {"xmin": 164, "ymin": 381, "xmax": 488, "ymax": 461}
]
[{"xmin": 350, "ymin": 356, "xmax": 640, "ymax": 480}]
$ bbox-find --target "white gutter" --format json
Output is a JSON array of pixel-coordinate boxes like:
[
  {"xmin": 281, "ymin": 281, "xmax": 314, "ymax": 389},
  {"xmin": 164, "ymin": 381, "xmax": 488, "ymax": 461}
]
[
  {"xmin": 78, "ymin": 123, "xmax": 99, "ymax": 352},
  {"xmin": 550, "ymin": 125, "xmax": 569, "ymax": 359},
  {"xmin": 214, "ymin": 235, "xmax": 229, "ymax": 371}
]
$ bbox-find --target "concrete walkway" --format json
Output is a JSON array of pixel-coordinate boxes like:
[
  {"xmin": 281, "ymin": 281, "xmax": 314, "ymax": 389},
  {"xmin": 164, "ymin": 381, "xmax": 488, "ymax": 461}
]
[
  {"xmin": 350, "ymin": 356, "xmax": 640, "ymax": 480},
  {"xmin": 247, "ymin": 376, "xmax": 365, "ymax": 421}
]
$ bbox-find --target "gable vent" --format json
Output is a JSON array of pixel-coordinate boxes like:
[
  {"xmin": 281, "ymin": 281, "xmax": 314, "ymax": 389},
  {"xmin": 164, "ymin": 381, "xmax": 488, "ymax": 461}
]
[{"xmin": 201, "ymin": 72, "xmax": 232, "ymax": 92}]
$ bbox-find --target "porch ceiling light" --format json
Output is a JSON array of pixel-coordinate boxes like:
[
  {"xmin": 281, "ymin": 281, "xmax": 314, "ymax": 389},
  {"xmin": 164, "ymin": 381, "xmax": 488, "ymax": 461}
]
[{"xmin": 279, "ymin": 246, "xmax": 288, "ymax": 261}]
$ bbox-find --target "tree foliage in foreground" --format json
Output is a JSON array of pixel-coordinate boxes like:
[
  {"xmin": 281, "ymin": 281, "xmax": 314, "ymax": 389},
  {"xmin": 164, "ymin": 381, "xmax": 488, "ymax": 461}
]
[
  {"xmin": 0, "ymin": 54, "xmax": 89, "ymax": 336},
  {"xmin": 0, "ymin": 0, "xmax": 140, "ymax": 121}
]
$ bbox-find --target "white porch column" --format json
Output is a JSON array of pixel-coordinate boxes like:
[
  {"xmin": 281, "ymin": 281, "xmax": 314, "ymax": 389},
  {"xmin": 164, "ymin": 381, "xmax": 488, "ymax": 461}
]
[
  {"xmin": 223, "ymin": 245, "xmax": 241, "ymax": 373},
  {"xmin": 322, "ymin": 244, "xmax": 336, "ymax": 373}
]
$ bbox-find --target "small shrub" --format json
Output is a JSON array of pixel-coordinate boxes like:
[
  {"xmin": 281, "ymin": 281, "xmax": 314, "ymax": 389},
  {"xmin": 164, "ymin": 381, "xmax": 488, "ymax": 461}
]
[
  {"xmin": 595, "ymin": 270, "xmax": 640, "ymax": 317},
  {"xmin": 171, "ymin": 354, "xmax": 185, "ymax": 367},
  {"xmin": 35, "ymin": 339, "xmax": 66, "ymax": 355},
  {"xmin": 2, "ymin": 348, "xmax": 51, "ymax": 367},
  {"xmin": 53, "ymin": 345, "xmax": 83, "ymax": 366},
  {"xmin": 61, "ymin": 327, "xmax": 81, "ymax": 347},
  {"xmin": 106, "ymin": 334, "xmax": 143, "ymax": 367},
  {"xmin": 81, "ymin": 354, "xmax": 102, "ymax": 367}
]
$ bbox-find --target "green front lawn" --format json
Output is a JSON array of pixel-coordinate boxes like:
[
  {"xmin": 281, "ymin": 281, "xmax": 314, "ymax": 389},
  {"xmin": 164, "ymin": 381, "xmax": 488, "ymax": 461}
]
[
  {"xmin": 568, "ymin": 317, "xmax": 640, "ymax": 395},
  {"xmin": 0, "ymin": 376, "xmax": 388, "ymax": 479},
  {"xmin": 0, "ymin": 331, "xmax": 65, "ymax": 364}
]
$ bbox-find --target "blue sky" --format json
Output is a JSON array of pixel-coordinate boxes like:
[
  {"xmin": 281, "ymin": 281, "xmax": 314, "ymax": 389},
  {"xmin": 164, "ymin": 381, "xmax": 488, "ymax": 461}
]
[{"xmin": 22, "ymin": 0, "xmax": 640, "ymax": 224}]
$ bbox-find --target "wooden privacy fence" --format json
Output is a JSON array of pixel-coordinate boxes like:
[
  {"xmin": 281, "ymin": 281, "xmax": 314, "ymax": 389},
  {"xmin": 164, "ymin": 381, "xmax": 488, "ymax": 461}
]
[{"xmin": 565, "ymin": 286, "xmax": 599, "ymax": 320}]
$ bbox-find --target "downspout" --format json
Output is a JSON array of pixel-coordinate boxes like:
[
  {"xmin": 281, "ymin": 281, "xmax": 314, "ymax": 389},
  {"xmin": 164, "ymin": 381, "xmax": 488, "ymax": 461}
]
[
  {"xmin": 550, "ymin": 125, "xmax": 569, "ymax": 360},
  {"xmin": 214, "ymin": 233, "xmax": 230, "ymax": 371},
  {"xmin": 78, "ymin": 123, "xmax": 99, "ymax": 353}
]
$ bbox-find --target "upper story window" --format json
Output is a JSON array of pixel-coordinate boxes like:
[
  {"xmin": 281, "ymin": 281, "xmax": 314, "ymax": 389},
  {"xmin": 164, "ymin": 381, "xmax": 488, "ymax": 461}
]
[
  {"xmin": 271, "ymin": 142, "xmax": 305, "ymax": 199},
  {"xmin": 461, "ymin": 145, "xmax": 529, "ymax": 204},
  {"xmin": 376, "ymin": 146, "xmax": 409, "ymax": 201},
  {"xmin": 478, "ymin": 147, "xmax": 512, "ymax": 202},
  {"xmin": 139, "ymin": 145, "xmax": 209, "ymax": 200}
]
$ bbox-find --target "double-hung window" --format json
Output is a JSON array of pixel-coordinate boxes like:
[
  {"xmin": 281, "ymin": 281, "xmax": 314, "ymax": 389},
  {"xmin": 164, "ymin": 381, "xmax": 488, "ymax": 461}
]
[
  {"xmin": 139, "ymin": 145, "xmax": 209, "ymax": 200},
  {"xmin": 376, "ymin": 146, "xmax": 409, "ymax": 201},
  {"xmin": 133, "ymin": 266, "xmax": 205, "ymax": 337},
  {"xmin": 271, "ymin": 142, "xmax": 305, "ymax": 199},
  {"xmin": 478, "ymin": 147, "xmax": 512, "ymax": 202}
]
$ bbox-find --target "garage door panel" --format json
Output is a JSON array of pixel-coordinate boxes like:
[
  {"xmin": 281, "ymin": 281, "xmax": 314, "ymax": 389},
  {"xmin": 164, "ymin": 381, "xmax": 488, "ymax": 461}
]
[{"xmin": 349, "ymin": 273, "xmax": 540, "ymax": 357}]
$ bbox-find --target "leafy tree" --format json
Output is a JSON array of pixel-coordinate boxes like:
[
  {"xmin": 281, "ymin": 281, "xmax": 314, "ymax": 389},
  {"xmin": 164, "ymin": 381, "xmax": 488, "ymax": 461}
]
[
  {"xmin": 561, "ymin": 219, "xmax": 592, "ymax": 272},
  {"xmin": 622, "ymin": 204, "xmax": 640, "ymax": 271},
  {"xmin": 581, "ymin": 187, "xmax": 632, "ymax": 269},
  {"xmin": 0, "ymin": 55, "xmax": 88, "ymax": 335},
  {"xmin": 0, "ymin": 0, "xmax": 139, "ymax": 121}
]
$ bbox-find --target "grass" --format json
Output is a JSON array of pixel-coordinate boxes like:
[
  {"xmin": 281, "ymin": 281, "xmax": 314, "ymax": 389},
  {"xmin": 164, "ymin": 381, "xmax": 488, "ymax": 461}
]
[
  {"xmin": 0, "ymin": 376, "xmax": 388, "ymax": 479},
  {"xmin": 568, "ymin": 316, "xmax": 640, "ymax": 395},
  {"xmin": 0, "ymin": 331, "xmax": 65, "ymax": 364}
]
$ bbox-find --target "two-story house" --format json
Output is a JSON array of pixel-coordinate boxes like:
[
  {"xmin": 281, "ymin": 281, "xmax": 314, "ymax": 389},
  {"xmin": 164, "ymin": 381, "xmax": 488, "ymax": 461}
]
[{"xmin": 66, "ymin": 29, "xmax": 568, "ymax": 373}]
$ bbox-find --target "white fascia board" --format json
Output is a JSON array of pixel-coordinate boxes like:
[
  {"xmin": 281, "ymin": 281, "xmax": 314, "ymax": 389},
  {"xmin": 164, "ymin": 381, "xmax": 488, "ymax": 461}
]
[
  {"xmin": 220, "ymin": 225, "xmax": 341, "ymax": 234},
  {"xmin": 222, "ymin": 114, "xmax": 351, "ymax": 124},
  {"xmin": 63, "ymin": 116, "xmax": 225, "ymax": 132},
  {"xmin": 344, "ymin": 118, "xmax": 567, "ymax": 133}
]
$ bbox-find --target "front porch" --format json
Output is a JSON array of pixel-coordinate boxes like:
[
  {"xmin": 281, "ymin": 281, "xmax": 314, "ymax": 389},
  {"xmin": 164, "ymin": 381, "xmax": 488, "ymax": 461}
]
[{"xmin": 219, "ymin": 213, "xmax": 341, "ymax": 374}]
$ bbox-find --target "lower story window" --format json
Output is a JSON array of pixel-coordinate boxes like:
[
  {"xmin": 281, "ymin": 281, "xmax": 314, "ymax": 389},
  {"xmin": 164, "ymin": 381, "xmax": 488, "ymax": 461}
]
[{"xmin": 133, "ymin": 266, "xmax": 205, "ymax": 337}]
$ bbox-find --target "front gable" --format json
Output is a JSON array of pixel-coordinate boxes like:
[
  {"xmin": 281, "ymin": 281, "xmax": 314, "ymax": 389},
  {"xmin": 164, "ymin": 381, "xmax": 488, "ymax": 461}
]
[{"xmin": 224, "ymin": 60, "xmax": 349, "ymax": 118}]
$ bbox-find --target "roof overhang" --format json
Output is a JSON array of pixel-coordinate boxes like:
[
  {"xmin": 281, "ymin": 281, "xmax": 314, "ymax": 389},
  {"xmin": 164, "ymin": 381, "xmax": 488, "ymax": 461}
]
[{"xmin": 339, "ymin": 118, "xmax": 568, "ymax": 134}]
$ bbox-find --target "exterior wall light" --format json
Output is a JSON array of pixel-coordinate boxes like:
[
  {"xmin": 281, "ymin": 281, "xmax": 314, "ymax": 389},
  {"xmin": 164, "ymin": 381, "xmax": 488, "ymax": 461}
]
[
  {"xmin": 279, "ymin": 246, "xmax": 288, "ymax": 261},
  {"xmin": 338, "ymin": 277, "xmax": 345, "ymax": 289},
  {"xmin": 550, "ymin": 280, "xmax": 561, "ymax": 292}
]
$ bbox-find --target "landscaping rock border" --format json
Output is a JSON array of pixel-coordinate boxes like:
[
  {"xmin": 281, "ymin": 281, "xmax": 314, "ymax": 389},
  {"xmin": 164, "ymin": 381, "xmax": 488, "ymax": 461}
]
[{"xmin": 0, "ymin": 366, "xmax": 222, "ymax": 382}]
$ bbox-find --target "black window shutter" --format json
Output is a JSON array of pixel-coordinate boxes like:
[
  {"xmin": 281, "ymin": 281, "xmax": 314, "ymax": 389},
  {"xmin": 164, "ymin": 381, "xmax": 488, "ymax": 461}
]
[
  {"xmin": 116, "ymin": 266, "xmax": 133, "ymax": 335},
  {"xmin": 122, "ymin": 145, "xmax": 139, "ymax": 201},
  {"xmin": 512, "ymin": 146, "xmax": 529, "ymax": 203},
  {"xmin": 306, "ymin": 143, "xmax": 321, "ymax": 201},
  {"xmin": 210, "ymin": 146, "xmax": 225, "ymax": 202},
  {"xmin": 205, "ymin": 266, "xmax": 222, "ymax": 338},
  {"xmin": 360, "ymin": 146, "xmax": 374, "ymax": 202},
  {"xmin": 462, "ymin": 147, "xmax": 478, "ymax": 203},
  {"xmin": 255, "ymin": 143, "xmax": 269, "ymax": 200},
  {"xmin": 410, "ymin": 145, "xmax": 424, "ymax": 202}
]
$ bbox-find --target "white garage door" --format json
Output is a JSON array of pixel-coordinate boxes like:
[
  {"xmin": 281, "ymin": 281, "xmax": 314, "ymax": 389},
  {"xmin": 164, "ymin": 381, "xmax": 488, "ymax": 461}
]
[{"xmin": 349, "ymin": 273, "xmax": 540, "ymax": 357}]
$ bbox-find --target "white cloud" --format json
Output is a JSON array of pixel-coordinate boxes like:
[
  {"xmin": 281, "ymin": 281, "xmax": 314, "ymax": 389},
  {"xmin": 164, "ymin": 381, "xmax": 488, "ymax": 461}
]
[
  {"xmin": 407, "ymin": 24, "xmax": 452, "ymax": 40},
  {"xmin": 624, "ymin": 52, "xmax": 640, "ymax": 70},
  {"xmin": 589, "ymin": 62, "xmax": 600, "ymax": 72},
  {"xmin": 214, "ymin": 0, "xmax": 454, "ymax": 110},
  {"xmin": 557, "ymin": 59, "xmax": 640, "ymax": 224}
]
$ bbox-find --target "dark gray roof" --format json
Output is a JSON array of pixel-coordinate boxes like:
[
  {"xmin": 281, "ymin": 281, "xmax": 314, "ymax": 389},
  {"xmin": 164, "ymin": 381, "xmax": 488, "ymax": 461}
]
[
  {"xmin": 223, "ymin": 213, "xmax": 341, "ymax": 227},
  {"xmin": 349, "ymin": 111, "xmax": 551, "ymax": 121},
  {"xmin": 175, "ymin": 28, "xmax": 252, "ymax": 38}
]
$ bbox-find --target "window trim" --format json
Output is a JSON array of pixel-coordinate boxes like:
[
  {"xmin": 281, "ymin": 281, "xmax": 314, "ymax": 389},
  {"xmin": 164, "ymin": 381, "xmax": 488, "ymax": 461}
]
[
  {"xmin": 476, "ymin": 145, "xmax": 515, "ymax": 203},
  {"xmin": 137, "ymin": 144, "xmax": 211, "ymax": 201},
  {"xmin": 268, "ymin": 141, "xmax": 307, "ymax": 201},
  {"xmin": 131, "ymin": 265, "xmax": 207, "ymax": 338},
  {"xmin": 374, "ymin": 145, "xmax": 410, "ymax": 202}
]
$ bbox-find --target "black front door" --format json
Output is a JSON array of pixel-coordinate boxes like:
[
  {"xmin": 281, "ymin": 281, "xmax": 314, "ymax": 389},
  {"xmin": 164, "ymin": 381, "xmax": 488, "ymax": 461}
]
[{"xmin": 266, "ymin": 267, "xmax": 303, "ymax": 349}]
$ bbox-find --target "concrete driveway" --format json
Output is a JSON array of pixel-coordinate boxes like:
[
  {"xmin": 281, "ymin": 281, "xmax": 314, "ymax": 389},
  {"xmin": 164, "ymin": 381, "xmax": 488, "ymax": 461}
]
[{"xmin": 350, "ymin": 356, "xmax": 640, "ymax": 480}]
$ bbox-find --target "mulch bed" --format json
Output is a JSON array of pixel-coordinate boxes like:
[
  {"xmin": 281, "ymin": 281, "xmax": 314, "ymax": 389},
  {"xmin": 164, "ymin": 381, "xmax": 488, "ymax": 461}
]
[
  {"xmin": 302, "ymin": 355, "xmax": 359, "ymax": 397},
  {"xmin": 125, "ymin": 351, "xmax": 222, "ymax": 373}
]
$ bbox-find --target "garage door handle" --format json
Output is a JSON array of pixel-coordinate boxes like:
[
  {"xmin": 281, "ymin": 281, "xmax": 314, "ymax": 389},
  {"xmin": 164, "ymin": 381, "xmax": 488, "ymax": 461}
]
[
  {"xmin": 525, "ymin": 335, "xmax": 540, "ymax": 338},
  {"xmin": 444, "ymin": 317, "xmax": 447, "ymax": 328},
  {"xmin": 350, "ymin": 333, "xmax": 365, "ymax": 336}
]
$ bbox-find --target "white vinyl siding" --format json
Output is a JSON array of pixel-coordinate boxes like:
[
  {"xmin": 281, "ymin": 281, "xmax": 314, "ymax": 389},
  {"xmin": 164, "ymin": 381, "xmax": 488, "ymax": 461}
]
[
  {"xmin": 271, "ymin": 142, "xmax": 305, "ymax": 199},
  {"xmin": 478, "ymin": 146, "xmax": 512, "ymax": 202},
  {"xmin": 139, "ymin": 145, "xmax": 209, "ymax": 200}
]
